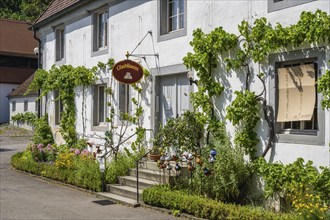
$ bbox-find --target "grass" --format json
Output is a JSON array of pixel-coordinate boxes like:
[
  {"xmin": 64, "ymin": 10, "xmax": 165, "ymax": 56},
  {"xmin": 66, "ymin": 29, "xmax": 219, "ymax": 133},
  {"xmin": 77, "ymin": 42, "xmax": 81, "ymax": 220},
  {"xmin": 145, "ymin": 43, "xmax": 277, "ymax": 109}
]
[{"xmin": 0, "ymin": 124, "xmax": 33, "ymax": 137}]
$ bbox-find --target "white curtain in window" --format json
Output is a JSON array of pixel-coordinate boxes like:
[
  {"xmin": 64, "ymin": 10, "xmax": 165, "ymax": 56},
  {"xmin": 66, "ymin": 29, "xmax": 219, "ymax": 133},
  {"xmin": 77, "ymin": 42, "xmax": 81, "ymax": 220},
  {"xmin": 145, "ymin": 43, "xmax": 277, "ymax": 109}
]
[{"xmin": 277, "ymin": 64, "xmax": 315, "ymax": 122}]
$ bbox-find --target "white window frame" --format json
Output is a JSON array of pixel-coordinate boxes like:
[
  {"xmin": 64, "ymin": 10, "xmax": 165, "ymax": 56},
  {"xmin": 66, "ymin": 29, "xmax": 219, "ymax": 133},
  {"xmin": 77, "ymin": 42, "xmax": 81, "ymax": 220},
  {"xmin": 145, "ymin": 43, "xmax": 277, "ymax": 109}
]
[{"xmin": 167, "ymin": 0, "xmax": 184, "ymax": 33}]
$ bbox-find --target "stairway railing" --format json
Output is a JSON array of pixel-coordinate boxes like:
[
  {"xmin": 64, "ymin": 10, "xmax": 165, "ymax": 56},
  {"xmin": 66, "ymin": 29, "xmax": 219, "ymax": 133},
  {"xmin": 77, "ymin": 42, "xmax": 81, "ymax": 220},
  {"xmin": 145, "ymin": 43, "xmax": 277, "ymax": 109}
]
[{"xmin": 135, "ymin": 149, "xmax": 152, "ymax": 204}]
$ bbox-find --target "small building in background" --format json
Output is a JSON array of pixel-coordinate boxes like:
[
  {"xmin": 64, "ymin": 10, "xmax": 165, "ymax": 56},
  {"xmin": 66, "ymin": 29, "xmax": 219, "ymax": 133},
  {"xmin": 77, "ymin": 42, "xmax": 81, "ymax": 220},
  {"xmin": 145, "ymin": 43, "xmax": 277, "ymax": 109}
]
[
  {"xmin": 7, "ymin": 73, "xmax": 37, "ymax": 130},
  {"xmin": 0, "ymin": 19, "xmax": 38, "ymax": 124}
]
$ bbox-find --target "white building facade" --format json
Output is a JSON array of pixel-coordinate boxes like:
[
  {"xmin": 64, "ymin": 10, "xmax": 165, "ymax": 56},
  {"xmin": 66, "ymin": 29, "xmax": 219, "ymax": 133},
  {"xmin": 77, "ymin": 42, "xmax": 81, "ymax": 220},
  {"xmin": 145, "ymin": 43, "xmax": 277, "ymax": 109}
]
[{"xmin": 33, "ymin": 0, "xmax": 329, "ymax": 167}]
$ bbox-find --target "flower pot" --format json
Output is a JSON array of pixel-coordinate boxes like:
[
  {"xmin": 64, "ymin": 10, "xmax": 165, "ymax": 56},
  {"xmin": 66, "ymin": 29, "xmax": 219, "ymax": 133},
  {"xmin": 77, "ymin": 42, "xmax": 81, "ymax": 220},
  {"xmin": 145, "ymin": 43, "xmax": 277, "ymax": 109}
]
[{"xmin": 149, "ymin": 153, "xmax": 161, "ymax": 161}]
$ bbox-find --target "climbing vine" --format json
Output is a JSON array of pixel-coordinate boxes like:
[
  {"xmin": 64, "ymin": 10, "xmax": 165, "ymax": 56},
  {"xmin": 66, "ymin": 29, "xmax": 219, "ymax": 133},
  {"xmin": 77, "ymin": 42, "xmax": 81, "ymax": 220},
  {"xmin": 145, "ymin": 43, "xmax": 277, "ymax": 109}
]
[
  {"xmin": 28, "ymin": 65, "xmax": 96, "ymax": 146},
  {"xmin": 98, "ymin": 59, "xmax": 149, "ymax": 159},
  {"xmin": 317, "ymin": 67, "xmax": 330, "ymax": 110},
  {"xmin": 184, "ymin": 9, "xmax": 330, "ymax": 160}
]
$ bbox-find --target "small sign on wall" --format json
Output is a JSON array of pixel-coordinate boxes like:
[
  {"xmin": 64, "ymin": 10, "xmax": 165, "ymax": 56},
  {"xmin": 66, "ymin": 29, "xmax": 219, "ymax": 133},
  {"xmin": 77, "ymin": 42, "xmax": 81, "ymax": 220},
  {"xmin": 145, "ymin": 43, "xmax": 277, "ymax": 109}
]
[{"xmin": 112, "ymin": 59, "xmax": 144, "ymax": 84}]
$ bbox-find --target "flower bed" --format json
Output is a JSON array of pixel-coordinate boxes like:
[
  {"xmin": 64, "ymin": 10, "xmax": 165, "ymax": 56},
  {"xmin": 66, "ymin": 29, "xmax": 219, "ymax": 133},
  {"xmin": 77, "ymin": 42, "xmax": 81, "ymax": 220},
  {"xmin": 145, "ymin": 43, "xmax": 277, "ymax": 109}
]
[{"xmin": 11, "ymin": 148, "xmax": 102, "ymax": 191}]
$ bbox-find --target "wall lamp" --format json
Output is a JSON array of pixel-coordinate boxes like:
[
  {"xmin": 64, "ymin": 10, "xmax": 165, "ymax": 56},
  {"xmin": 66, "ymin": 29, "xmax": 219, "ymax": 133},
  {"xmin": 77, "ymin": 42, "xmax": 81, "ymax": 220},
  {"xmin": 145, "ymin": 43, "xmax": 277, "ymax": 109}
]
[{"xmin": 187, "ymin": 71, "xmax": 198, "ymax": 85}]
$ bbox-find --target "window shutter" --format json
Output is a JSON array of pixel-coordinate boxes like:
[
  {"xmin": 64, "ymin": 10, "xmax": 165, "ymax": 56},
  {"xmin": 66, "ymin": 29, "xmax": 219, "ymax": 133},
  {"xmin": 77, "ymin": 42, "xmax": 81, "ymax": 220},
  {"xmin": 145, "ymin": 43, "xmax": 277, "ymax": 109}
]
[{"xmin": 276, "ymin": 64, "xmax": 315, "ymax": 122}]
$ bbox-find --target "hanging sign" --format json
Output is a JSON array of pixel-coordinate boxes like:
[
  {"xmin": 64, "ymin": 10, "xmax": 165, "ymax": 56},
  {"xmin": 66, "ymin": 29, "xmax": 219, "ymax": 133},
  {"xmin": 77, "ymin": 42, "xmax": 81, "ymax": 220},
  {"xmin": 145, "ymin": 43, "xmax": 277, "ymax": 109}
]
[{"xmin": 112, "ymin": 59, "xmax": 144, "ymax": 84}]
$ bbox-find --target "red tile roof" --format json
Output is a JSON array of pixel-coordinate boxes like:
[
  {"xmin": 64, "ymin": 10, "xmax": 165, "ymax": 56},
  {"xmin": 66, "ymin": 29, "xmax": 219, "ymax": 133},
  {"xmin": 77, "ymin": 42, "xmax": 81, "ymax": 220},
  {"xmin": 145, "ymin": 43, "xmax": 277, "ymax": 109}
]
[
  {"xmin": 0, "ymin": 19, "xmax": 38, "ymax": 57},
  {"xmin": 7, "ymin": 73, "xmax": 37, "ymax": 97},
  {"xmin": 34, "ymin": 0, "xmax": 81, "ymax": 25},
  {"xmin": 0, "ymin": 67, "xmax": 35, "ymax": 84}
]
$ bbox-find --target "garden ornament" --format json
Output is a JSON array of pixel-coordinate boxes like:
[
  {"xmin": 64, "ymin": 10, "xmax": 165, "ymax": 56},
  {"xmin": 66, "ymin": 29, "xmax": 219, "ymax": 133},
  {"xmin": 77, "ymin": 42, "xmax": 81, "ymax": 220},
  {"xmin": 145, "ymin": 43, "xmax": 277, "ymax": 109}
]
[{"xmin": 175, "ymin": 163, "xmax": 182, "ymax": 171}]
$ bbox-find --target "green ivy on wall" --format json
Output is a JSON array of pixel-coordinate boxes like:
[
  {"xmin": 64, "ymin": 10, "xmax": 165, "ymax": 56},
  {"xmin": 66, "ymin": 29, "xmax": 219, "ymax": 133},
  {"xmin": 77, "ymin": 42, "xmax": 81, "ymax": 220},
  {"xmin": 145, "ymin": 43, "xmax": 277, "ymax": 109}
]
[
  {"xmin": 184, "ymin": 9, "xmax": 330, "ymax": 160},
  {"xmin": 28, "ymin": 65, "xmax": 97, "ymax": 146}
]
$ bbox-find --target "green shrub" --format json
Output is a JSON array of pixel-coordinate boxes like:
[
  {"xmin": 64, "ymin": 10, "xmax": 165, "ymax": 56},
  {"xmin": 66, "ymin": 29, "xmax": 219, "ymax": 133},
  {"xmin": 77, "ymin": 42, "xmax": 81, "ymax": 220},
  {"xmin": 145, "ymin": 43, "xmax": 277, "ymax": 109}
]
[
  {"xmin": 11, "ymin": 150, "xmax": 101, "ymax": 191},
  {"xmin": 105, "ymin": 152, "xmax": 136, "ymax": 184},
  {"xmin": 143, "ymin": 186, "xmax": 295, "ymax": 220},
  {"xmin": 11, "ymin": 112, "xmax": 37, "ymax": 126},
  {"xmin": 33, "ymin": 114, "xmax": 54, "ymax": 145}
]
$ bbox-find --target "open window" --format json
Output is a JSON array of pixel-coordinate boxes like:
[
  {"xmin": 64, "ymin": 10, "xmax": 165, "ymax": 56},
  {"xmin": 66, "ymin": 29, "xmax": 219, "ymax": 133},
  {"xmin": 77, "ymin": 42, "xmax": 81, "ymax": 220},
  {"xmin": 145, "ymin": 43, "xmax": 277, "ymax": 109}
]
[{"xmin": 158, "ymin": 0, "xmax": 187, "ymax": 41}]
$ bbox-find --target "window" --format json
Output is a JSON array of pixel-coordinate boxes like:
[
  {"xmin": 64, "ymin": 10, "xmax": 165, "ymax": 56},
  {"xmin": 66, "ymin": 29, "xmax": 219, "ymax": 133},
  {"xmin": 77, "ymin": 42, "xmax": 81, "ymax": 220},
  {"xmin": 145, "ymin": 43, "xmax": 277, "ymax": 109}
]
[
  {"xmin": 268, "ymin": 0, "xmax": 316, "ymax": 12},
  {"xmin": 276, "ymin": 59, "xmax": 317, "ymax": 133},
  {"xmin": 12, "ymin": 101, "xmax": 16, "ymax": 112},
  {"xmin": 92, "ymin": 10, "xmax": 108, "ymax": 52},
  {"xmin": 269, "ymin": 48, "xmax": 325, "ymax": 145},
  {"xmin": 158, "ymin": 0, "xmax": 187, "ymax": 41},
  {"xmin": 55, "ymin": 27, "xmax": 65, "ymax": 62},
  {"xmin": 0, "ymin": 55, "xmax": 37, "ymax": 68},
  {"xmin": 24, "ymin": 100, "xmax": 28, "ymax": 112},
  {"xmin": 93, "ymin": 84, "xmax": 107, "ymax": 126},
  {"xmin": 54, "ymin": 90, "xmax": 63, "ymax": 125},
  {"xmin": 118, "ymin": 83, "xmax": 130, "ymax": 117}
]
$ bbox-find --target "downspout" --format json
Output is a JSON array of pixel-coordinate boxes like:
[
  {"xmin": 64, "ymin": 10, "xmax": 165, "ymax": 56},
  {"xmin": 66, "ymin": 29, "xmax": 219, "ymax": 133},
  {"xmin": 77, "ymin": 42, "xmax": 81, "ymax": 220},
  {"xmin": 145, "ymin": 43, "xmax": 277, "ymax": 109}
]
[{"xmin": 33, "ymin": 28, "xmax": 41, "ymax": 118}]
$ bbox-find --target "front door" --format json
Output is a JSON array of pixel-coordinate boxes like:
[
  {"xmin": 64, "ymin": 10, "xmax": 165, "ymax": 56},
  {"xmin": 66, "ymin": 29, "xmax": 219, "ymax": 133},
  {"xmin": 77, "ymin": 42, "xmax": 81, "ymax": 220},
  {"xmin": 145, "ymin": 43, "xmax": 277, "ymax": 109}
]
[{"xmin": 159, "ymin": 73, "xmax": 190, "ymax": 126}]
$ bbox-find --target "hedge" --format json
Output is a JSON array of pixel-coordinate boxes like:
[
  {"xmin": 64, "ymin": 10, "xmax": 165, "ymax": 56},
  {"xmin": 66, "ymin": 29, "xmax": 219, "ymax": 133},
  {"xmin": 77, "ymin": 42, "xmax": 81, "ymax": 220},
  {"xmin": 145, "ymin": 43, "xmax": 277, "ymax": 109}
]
[
  {"xmin": 11, "ymin": 152, "xmax": 101, "ymax": 191},
  {"xmin": 142, "ymin": 186, "xmax": 296, "ymax": 220}
]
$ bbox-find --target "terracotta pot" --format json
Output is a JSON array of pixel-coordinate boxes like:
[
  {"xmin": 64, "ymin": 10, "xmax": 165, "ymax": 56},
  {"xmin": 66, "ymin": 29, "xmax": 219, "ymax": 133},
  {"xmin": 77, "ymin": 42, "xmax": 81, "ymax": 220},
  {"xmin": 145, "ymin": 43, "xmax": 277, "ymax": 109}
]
[{"xmin": 149, "ymin": 153, "xmax": 161, "ymax": 161}]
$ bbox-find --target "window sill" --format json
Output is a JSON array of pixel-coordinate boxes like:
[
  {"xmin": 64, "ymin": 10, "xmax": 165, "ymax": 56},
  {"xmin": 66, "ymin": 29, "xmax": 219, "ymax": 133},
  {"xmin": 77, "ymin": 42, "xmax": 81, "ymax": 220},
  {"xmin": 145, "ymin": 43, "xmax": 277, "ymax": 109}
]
[
  {"xmin": 91, "ymin": 125, "xmax": 108, "ymax": 132},
  {"xmin": 276, "ymin": 131, "xmax": 324, "ymax": 146},
  {"xmin": 158, "ymin": 28, "xmax": 187, "ymax": 42},
  {"xmin": 91, "ymin": 47, "xmax": 108, "ymax": 57},
  {"xmin": 55, "ymin": 58, "xmax": 65, "ymax": 65}
]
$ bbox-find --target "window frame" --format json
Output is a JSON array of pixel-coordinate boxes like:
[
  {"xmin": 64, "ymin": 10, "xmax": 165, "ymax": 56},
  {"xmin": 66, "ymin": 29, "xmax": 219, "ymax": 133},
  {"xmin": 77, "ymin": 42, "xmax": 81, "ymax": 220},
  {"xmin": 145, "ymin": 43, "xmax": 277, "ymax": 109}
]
[
  {"xmin": 158, "ymin": 0, "xmax": 187, "ymax": 42},
  {"xmin": 55, "ymin": 26, "xmax": 65, "ymax": 63},
  {"xmin": 93, "ymin": 83, "xmax": 107, "ymax": 127},
  {"xmin": 24, "ymin": 100, "xmax": 28, "ymax": 112},
  {"xmin": 118, "ymin": 83, "xmax": 131, "ymax": 121},
  {"xmin": 268, "ymin": 0, "xmax": 316, "ymax": 13},
  {"xmin": 276, "ymin": 59, "xmax": 318, "ymax": 134},
  {"xmin": 91, "ymin": 6, "xmax": 109, "ymax": 56},
  {"xmin": 12, "ymin": 101, "xmax": 16, "ymax": 112},
  {"xmin": 269, "ymin": 48, "xmax": 325, "ymax": 145},
  {"xmin": 54, "ymin": 90, "xmax": 63, "ymax": 126}
]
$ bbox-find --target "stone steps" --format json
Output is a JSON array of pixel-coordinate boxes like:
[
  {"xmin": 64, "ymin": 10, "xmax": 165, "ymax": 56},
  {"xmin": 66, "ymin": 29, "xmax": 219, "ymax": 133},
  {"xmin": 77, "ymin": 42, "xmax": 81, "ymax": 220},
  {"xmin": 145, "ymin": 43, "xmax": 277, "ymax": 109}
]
[{"xmin": 96, "ymin": 160, "xmax": 190, "ymax": 207}]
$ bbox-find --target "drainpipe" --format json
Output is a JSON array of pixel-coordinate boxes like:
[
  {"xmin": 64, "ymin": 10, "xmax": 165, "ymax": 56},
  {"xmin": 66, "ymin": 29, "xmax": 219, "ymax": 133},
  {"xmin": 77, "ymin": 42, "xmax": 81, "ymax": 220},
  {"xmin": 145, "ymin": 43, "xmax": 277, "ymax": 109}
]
[{"xmin": 33, "ymin": 28, "xmax": 41, "ymax": 118}]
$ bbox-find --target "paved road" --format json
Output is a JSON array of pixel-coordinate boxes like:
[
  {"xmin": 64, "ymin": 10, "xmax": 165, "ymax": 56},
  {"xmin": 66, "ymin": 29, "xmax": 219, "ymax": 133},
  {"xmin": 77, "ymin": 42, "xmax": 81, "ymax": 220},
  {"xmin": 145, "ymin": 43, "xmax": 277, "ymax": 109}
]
[{"xmin": 0, "ymin": 137, "xmax": 178, "ymax": 220}]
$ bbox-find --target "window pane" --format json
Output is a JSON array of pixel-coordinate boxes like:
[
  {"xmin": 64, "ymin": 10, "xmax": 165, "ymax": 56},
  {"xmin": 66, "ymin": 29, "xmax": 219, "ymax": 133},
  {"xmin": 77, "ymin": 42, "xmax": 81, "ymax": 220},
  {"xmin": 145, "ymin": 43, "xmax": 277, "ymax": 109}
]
[
  {"xmin": 99, "ymin": 86, "xmax": 105, "ymax": 123},
  {"xmin": 179, "ymin": 14, "xmax": 184, "ymax": 29},
  {"xmin": 98, "ymin": 13, "xmax": 104, "ymax": 48},
  {"xmin": 169, "ymin": 17, "xmax": 177, "ymax": 31},
  {"xmin": 24, "ymin": 101, "xmax": 28, "ymax": 111},
  {"xmin": 179, "ymin": 0, "xmax": 184, "ymax": 13},
  {"xmin": 292, "ymin": 121, "xmax": 300, "ymax": 129},
  {"xmin": 60, "ymin": 29, "xmax": 64, "ymax": 59}
]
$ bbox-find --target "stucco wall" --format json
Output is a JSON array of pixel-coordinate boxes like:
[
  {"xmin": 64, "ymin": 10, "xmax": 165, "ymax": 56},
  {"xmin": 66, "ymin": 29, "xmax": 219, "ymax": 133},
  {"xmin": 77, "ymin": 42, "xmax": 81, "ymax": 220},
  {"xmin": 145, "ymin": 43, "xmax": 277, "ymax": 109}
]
[
  {"xmin": 37, "ymin": 0, "xmax": 329, "ymax": 166},
  {"xmin": 0, "ymin": 83, "xmax": 18, "ymax": 124},
  {"xmin": 8, "ymin": 95, "xmax": 37, "ymax": 130}
]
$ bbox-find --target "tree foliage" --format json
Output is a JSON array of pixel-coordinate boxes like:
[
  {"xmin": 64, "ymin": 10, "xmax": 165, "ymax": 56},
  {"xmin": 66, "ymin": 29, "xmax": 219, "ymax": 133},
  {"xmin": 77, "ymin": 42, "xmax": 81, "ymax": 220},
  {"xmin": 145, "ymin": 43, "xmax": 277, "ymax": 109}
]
[{"xmin": 0, "ymin": 0, "xmax": 51, "ymax": 22}]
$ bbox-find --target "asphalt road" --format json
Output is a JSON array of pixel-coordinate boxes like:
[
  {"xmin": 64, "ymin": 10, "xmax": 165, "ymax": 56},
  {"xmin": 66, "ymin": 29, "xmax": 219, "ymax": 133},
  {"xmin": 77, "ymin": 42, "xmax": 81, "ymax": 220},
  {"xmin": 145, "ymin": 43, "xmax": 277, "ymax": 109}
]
[{"xmin": 0, "ymin": 136, "xmax": 178, "ymax": 220}]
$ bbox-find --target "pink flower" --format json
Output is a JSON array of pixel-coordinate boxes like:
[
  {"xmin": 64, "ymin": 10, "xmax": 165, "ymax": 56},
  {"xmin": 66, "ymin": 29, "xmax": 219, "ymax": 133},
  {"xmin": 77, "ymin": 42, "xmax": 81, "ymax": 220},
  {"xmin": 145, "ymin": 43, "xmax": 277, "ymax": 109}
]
[
  {"xmin": 37, "ymin": 144, "xmax": 44, "ymax": 149},
  {"xmin": 74, "ymin": 149, "xmax": 80, "ymax": 155}
]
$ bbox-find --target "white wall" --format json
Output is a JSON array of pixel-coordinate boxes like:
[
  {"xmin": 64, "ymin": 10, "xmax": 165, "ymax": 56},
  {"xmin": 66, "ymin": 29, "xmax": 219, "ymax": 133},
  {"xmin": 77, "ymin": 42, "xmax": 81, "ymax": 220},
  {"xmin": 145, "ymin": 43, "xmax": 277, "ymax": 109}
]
[
  {"xmin": 9, "ymin": 96, "xmax": 37, "ymax": 130},
  {"xmin": 0, "ymin": 83, "xmax": 18, "ymax": 124},
  {"xmin": 38, "ymin": 0, "xmax": 330, "ymax": 166}
]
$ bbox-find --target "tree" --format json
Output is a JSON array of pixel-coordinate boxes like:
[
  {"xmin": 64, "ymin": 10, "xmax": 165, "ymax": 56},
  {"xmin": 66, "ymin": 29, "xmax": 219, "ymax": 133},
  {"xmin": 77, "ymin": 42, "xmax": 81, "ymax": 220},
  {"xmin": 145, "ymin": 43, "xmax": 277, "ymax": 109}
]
[{"xmin": 0, "ymin": 0, "xmax": 51, "ymax": 22}]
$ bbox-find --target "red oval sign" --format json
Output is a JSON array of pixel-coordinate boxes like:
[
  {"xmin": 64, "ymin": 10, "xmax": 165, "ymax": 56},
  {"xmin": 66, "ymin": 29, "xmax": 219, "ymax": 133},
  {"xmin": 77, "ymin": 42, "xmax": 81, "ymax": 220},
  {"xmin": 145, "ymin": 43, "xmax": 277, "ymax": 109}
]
[{"xmin": 112, "ymin": 60, "xmax": 144, "ymax": 84}]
